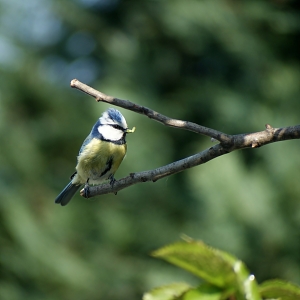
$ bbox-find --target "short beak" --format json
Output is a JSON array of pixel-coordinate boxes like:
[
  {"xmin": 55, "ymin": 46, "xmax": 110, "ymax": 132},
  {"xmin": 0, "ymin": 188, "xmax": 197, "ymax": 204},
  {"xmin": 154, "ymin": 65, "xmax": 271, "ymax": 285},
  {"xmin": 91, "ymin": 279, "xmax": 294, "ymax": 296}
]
[{"xmin": 125, "ymin": 127, "xmax": 136, "ymax": 133}]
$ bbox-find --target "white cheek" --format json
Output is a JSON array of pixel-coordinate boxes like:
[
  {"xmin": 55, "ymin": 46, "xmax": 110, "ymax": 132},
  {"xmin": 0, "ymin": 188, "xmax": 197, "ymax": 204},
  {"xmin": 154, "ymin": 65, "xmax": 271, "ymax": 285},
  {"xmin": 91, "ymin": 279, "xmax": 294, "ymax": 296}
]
[{"xmin": 98, "ymin": 125, "xmax": 123, "ymax": 141}]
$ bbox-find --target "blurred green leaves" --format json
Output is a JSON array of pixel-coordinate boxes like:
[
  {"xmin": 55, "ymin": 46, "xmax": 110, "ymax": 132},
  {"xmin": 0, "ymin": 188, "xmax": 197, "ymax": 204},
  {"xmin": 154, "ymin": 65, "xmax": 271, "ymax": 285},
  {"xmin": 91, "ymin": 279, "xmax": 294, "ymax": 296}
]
[
  {"xmin": 0, "ymin": 0, "xmax": 300, "ymax": 299},
  {"xmin": 146, "ymin": 239, "xmax": 300, "ymax": 300}
]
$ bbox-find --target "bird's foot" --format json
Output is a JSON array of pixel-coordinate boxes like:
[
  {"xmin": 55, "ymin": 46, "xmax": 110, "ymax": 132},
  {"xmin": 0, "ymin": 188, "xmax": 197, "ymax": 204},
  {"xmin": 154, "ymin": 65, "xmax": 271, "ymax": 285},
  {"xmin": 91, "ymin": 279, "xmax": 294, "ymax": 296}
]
[
  {"xmin": 83, "ymin": 179, "xmax": 90, "ymax": 198},
  {"xmin": 108, "ymin": 175, "xmax": 118, "ymax": 195},
  {"xmin": 109, "ymin": 174, "xmax": 116, "ymax": 187}
]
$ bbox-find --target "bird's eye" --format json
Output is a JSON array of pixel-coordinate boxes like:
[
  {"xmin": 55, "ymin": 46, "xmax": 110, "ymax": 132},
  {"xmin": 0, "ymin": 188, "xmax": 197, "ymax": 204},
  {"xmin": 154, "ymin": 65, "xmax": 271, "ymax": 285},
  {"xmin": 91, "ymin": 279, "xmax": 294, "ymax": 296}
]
[{"xmin": 111, "ymin": 124, "xmax": 123, "ymax": 131}]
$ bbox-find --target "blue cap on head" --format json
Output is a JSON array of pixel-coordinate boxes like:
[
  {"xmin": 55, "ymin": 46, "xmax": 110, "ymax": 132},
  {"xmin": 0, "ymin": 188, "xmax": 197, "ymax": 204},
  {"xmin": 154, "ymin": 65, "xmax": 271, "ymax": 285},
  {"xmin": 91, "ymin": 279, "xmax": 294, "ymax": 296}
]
[{"xmin": 99, "ymin": 108, "xmax": 128, "ymax": 129}]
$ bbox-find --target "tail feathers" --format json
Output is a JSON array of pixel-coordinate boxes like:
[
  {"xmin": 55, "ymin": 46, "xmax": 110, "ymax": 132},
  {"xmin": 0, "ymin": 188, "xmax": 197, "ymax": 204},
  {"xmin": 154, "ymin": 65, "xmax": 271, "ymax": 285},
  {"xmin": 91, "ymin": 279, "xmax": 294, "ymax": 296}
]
[{"xmin": 55, "ymin": 182, "xmax": 82, "ymax": 206}]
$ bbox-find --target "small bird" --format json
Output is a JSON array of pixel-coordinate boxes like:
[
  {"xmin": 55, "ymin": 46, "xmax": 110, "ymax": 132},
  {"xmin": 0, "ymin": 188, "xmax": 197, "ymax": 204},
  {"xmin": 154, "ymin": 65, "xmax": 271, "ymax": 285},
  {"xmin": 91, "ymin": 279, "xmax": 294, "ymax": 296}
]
[{"xmin": 55, "ymin": 108, "xmax": 135, "ymax": 206}]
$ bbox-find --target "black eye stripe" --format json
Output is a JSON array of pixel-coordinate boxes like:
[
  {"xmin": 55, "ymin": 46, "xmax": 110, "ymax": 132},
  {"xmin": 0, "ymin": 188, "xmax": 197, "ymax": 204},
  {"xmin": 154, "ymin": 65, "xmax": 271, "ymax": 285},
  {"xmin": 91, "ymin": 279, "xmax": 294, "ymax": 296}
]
[{"xmin": 110, "ymin": 124, "xmax": 124, "ymax": 131}]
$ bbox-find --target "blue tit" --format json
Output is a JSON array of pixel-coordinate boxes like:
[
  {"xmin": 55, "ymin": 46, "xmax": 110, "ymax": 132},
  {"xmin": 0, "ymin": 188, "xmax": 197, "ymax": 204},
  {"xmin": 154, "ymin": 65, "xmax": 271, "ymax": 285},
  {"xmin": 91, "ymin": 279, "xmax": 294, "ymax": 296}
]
[{"xmin": 55, "ymin": 108, "xmax": 135, "ymax": 206}]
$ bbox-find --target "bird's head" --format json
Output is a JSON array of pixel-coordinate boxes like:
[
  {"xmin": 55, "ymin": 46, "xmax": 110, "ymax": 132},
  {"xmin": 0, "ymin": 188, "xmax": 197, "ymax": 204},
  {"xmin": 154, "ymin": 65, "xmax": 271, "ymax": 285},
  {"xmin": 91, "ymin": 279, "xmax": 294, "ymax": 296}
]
[{"xmin": 98, "ymin": 108, "xmax": 135, "ymax": 141}]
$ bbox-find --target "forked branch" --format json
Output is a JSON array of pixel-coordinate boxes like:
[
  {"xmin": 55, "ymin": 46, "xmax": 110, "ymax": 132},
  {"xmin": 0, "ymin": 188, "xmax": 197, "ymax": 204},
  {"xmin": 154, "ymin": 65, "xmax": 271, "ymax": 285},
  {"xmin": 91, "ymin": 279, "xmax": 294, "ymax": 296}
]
[{"xmin": 70, "ymin": 79, "xmax": 300, "ymax": 198}]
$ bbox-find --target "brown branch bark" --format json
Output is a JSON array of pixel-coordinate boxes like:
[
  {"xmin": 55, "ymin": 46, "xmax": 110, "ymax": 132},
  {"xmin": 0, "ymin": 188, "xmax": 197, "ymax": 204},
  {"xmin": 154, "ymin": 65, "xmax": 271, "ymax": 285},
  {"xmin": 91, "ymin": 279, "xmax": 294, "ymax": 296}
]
[{"xmin": 70, "ymin": 79, "xmax": 300, "ymax": 198}]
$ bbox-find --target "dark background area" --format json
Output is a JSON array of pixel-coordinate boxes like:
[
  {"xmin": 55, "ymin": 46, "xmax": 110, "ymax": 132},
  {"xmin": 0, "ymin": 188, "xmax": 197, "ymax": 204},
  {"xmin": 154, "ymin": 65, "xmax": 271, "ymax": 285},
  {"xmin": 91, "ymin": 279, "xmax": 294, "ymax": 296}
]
[{"xmin": 0, "ymin": 0, "xmax": 300, "ymax": 299}]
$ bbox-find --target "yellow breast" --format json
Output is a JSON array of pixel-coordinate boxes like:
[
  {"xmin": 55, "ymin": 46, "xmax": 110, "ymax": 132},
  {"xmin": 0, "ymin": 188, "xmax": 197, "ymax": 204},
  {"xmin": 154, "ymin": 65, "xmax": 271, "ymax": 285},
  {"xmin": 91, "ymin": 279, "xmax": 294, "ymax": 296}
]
[{"xmin": 73, "ymin": 138, "xmax": 127, "ymax": 185}]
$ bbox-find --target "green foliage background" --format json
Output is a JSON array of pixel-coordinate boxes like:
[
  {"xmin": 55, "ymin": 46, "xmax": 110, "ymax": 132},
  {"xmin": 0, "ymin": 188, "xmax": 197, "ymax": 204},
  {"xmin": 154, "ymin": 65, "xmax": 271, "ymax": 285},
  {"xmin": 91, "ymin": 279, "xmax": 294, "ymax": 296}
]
[{"xmin": 0, "ymin": 0, "xmax": 300, "ymax": 299}]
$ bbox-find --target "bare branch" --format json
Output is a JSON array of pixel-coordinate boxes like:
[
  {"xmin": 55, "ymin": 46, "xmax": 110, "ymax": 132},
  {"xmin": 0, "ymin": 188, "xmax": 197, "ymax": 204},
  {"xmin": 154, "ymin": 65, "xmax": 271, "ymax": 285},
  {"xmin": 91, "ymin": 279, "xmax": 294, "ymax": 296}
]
[
  {"xmin": 231, "ymin": 124, "xmax": 300, "ymax": 150},
  {"xmin": 81, "ymin": 124, "xmax": 300, "ymax": 198},
  {"xmin": 70, "ymin": 79, "xmax": 300, "ymax": 199},
  {"xmin": 80, "ymin": 143, "xmax": 228, "ymax": 197}
]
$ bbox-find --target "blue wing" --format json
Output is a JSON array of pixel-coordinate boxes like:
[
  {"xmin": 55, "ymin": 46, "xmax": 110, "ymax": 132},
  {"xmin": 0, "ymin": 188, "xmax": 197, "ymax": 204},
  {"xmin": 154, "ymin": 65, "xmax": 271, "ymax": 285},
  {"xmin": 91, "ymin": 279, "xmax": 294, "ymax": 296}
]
[
  {"xmin": 79, "ymin": 134, "xmax": 93, "ymax": 155},
  {"xmin": 79, "ymin": 119, "xmax": 102, "ymax": 156}
]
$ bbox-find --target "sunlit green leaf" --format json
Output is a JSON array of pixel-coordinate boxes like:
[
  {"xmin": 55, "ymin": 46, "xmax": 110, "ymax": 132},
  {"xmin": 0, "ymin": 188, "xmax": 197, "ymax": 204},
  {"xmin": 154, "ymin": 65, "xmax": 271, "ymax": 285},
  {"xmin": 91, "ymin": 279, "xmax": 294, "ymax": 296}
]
[
  {"xmin": 180, "ymin": 283, "xmax": 225, "ymax": 300},
  {"xmin": 152, "ymin": 239, "xmax": 238, "ymax": 288},
  {"xmin": 259, "ymin": 279, "xmax": 300, "ymax": 300},
  {"xmin": 152, "ymin": 239, "xmax": 262, "ymax": 300},
  {"xmin": 233, "ymin": 262, "xmax": 261, "ymax": 300},
  {"xmin": 143, "ymin": 282, "xmax": 191, "ymax": 300}
]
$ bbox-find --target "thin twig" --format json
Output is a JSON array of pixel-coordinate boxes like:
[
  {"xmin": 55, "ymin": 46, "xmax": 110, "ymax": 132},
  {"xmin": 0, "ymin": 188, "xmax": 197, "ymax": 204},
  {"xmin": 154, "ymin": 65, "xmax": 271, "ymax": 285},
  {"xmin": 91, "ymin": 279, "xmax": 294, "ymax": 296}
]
[
  {"xmin": 71, "ymin": 79, "xmax": 231, "ymax": 143},
  {"xmin": 70, "ymin": 79, "xmax": 300, "ymax": 199}
]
